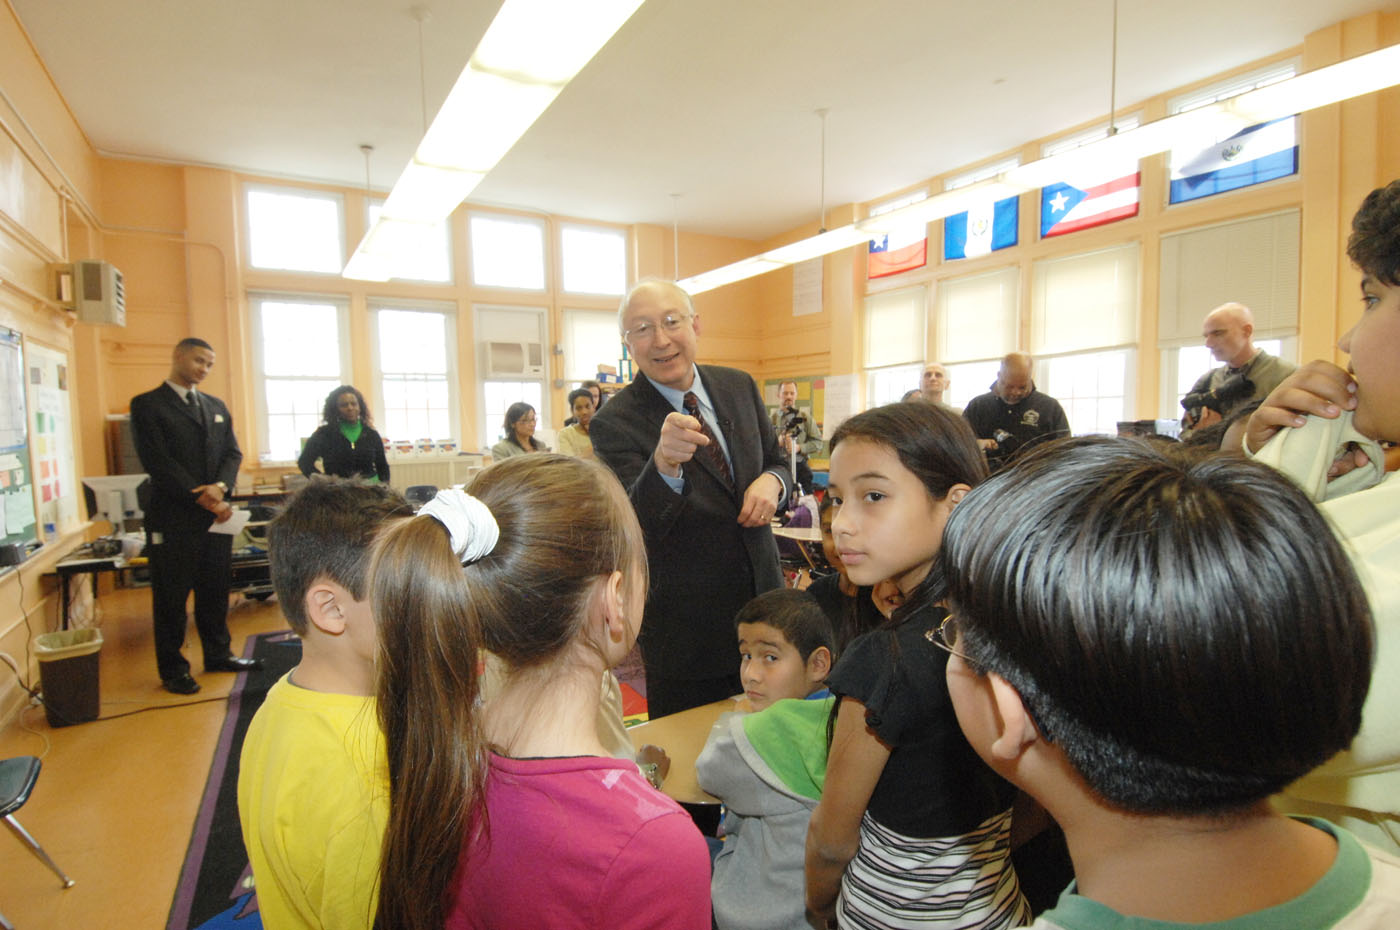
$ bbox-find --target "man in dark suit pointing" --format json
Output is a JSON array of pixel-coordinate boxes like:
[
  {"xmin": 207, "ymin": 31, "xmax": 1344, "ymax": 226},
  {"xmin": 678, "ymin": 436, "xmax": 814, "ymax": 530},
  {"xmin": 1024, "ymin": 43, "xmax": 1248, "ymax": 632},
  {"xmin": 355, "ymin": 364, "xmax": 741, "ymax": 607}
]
[
  {"xmin": 130, "ymin": 338, "xmax": 262, "ymax": 694},
  {"xmin": 592, "ymin": 281, "xmax": 790, "ymax": 718}
]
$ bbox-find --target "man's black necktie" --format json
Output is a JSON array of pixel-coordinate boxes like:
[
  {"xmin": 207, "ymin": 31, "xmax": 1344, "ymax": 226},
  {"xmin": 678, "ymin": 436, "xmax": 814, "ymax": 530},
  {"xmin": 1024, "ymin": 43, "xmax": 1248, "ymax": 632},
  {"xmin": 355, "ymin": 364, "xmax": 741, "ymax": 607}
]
[
  {"xmin": 683, "ymin": 391, "xmax": 732, "ymax": 488},
  {"xmin": 186, "ymin": 390, "xmax": 203, "ymax": 425}
]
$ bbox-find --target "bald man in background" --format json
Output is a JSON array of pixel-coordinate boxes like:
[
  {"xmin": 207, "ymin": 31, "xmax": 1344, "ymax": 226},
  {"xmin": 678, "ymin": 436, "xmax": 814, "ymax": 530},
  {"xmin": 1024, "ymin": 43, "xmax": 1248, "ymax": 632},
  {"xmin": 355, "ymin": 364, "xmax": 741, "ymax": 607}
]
[
  {"xmin": 1180, "ymin": 302, "xmax": 1295, "ymax": 435},
  {"xmin": 962, "ymin": 352, "xmax": 1070, "ymax": 471}
]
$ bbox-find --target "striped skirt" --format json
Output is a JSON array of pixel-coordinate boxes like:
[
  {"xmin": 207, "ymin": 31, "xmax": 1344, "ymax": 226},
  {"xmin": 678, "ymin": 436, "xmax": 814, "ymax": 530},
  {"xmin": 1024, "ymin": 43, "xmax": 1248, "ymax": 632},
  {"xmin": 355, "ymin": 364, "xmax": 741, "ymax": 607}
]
[{"xmin": 837, "ymin": 807, "xmax": 1030, "ymax": 929}]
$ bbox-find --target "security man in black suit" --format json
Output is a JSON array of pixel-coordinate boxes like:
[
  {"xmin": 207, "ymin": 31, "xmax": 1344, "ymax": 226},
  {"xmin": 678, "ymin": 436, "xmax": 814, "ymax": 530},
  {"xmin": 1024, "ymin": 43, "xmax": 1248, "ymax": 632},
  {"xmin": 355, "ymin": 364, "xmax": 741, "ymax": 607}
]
[
  {"xmin": 130, "ymin": 338, "xmax": 262, "ymax": 694},
  {"xmin": 592, "ymin": 280, "xmax": 790, "ymax": 719}
]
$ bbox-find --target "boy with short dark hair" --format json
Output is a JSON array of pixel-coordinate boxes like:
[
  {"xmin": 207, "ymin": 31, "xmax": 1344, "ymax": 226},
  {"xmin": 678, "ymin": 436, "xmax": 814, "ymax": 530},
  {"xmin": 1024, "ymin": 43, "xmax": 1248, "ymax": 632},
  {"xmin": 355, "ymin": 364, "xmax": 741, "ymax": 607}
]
[
  {"xmin": 237, "ymin": 479, "xmax": 413, "ymax": 930},
  {"xmin": 697, "ymin": 588, "xmax": 836, "ymax": 930},
  {"xmin": 1245, "ymin": 178, "xmax": 1400, "ymax": 854},
  {"xmin": 938, "ymin": 437, "xmax": 1400, "ymax": 929}
]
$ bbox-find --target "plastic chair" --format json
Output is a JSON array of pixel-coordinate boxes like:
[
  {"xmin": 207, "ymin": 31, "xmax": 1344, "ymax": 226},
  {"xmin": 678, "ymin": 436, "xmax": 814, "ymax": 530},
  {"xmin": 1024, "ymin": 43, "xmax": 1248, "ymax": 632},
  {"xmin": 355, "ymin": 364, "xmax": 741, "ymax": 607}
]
[
  {"xmin": 1, "ymin": 756, "xmax": 75, "ymax": 928},
  {"xmin": 404, "ymin": 485, "xmax": 438, "ymax": 508}
]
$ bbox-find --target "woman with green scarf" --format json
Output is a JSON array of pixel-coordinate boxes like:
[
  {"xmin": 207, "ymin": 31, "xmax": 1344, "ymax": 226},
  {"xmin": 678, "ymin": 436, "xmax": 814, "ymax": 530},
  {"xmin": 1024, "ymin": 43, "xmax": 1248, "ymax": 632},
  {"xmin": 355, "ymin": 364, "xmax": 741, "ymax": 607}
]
[{"xmin": 297, "ymin": 385, "xmax": 390, "ymax": 483}]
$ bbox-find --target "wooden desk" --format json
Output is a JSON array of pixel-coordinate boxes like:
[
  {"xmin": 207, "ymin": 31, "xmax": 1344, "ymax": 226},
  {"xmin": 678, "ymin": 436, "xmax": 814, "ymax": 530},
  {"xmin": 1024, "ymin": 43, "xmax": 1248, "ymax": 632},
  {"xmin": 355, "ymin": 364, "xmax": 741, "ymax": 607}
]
[{"xmin": 628, "ymin": 695, "xmax": 748, "ymax": 804}]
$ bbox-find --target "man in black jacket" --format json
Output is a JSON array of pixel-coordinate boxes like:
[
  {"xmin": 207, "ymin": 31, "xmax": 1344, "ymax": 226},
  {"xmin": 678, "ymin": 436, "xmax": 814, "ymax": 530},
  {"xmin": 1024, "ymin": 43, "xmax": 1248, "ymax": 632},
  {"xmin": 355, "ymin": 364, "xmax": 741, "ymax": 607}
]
[
  {"xmin": 130, "ymin": 338, "xmax": 262, "ymax": 694},
  {"xmin": 963, "ymin": 352, "xmax": 1071, "ymax": 471},
  {"xmin": 592, "ymin": 281, "xmax": 790, "ymax": 718}
]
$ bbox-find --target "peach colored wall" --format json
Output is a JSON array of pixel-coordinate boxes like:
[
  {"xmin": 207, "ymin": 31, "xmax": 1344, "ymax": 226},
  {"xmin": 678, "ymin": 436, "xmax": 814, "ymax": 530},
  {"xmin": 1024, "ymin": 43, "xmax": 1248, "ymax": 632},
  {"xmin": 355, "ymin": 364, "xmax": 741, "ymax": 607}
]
[{"xmin": 0, "ymin": 1, "xmax": 102, "ymax": 727}]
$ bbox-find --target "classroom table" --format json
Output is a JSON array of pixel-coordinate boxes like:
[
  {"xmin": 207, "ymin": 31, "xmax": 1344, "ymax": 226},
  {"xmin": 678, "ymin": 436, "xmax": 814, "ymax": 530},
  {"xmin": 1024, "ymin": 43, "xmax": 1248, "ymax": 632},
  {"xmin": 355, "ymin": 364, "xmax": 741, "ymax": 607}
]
[
  {"xmin": 628, "ymin": 694, "xmax": 748, "ymax": 805},
  {"xmin": 49, "ymin": 540, "xmax": 273, "ymax": 629}
]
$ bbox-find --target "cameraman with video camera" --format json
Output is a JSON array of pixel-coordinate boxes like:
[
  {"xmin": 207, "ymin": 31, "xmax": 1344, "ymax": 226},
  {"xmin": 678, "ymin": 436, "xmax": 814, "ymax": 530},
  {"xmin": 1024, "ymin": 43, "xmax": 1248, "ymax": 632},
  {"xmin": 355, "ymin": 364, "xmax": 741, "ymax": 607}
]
[
  {"xmin": 775, "ymin": 380, "xmax": 822, "ymax": 494},
  {"xmin": 1181, "ymin": 302, "xmax": 1295, "ymax": 437}
]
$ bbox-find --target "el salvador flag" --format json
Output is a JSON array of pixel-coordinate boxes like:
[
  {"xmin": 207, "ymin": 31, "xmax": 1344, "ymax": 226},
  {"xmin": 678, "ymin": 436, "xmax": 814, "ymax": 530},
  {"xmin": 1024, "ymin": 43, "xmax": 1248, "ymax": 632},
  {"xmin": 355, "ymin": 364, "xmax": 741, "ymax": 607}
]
[
  {"xmin": 944, "ymin": 196, "xmax": 1019, "ymax": 260},
  {"xmin": 1169, "ymin": 117, "xmax": 1298, "ymax": 204}
]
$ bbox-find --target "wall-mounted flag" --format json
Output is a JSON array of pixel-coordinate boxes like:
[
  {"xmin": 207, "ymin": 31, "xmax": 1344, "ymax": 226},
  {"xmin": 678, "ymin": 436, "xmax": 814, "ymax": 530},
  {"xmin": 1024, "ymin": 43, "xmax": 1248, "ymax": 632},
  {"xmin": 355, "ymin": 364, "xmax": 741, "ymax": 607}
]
[
  {"xmin": 1040, "ymin": 167, "xmax": 1140, "ymax": 238},
  {"xmin": 1169, "ymin": 117, "xmax": 1298, "ymax": 204},
  {"xmin": 945, "ymin": 195, "xmax": 1019, "ymax": 260}
]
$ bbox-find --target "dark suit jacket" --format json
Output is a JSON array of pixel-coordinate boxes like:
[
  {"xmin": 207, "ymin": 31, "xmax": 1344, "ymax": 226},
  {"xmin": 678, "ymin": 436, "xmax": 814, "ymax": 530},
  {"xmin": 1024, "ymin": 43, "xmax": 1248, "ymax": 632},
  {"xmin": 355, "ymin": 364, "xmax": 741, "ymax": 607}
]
[
  {"xmin": 591, "ymin": 366, "xmax": 787, "ymax": 679},
  {"xmin": 129, "ymin": 383, "xmax": 243, "ymax": 535}
]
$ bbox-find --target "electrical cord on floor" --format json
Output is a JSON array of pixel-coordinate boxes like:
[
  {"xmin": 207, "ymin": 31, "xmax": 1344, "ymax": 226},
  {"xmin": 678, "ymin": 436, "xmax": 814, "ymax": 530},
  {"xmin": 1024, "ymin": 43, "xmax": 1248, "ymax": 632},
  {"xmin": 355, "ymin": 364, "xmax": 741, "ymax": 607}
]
[{"xmin": 93, "ymin": 695, "xmax": 230, "ymax": 720}]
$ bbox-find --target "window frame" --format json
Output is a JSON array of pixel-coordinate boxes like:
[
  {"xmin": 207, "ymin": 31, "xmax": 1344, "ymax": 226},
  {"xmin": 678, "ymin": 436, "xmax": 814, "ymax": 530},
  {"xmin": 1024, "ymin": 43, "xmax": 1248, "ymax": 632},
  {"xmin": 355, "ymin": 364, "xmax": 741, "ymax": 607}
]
[
  {"xmin": 369, "ymin": 298, "xmax": 460, "ymax": 444},
  {"xmin": 468, "ymin": 211, "xmax": 549, "ymax": 292},
  {"xmin": 559, "ymin": 223, "xmax": 629, "ymax": 297},
  {"xmin": 248, "ymin": 292, "xmax": 352, "ymax": 462},
  {"xmin": 243, "ymin": 183, "xmax": 346, "ymax": 275}
]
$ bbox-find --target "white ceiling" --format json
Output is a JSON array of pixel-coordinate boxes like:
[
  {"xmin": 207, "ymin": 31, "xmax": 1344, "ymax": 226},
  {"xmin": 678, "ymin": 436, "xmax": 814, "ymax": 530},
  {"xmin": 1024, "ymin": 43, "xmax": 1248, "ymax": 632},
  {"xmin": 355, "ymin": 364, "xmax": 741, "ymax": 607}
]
[{"xmin": 11, "ymin": 0, "xmax": 1392, "ymax": 244}]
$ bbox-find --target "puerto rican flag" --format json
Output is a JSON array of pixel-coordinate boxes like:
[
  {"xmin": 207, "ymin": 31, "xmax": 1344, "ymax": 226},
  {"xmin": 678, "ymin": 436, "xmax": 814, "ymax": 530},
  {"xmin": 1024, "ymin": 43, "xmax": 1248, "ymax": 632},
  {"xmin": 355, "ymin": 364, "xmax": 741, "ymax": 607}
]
[
  {"xmin": 1040, "ymin": 168, "xmax": 1140, "ymax": 238},
  {"xmin": 868, "ymin": 229, "xmax": 927, "ymax": 279},
  {"xmin": 1169, "ymin": 117, "xmax": 1298, "ymax": 204},
  {"xmin": 945, "ymin": 195, "xmax": 1019, "ymax": 260}
]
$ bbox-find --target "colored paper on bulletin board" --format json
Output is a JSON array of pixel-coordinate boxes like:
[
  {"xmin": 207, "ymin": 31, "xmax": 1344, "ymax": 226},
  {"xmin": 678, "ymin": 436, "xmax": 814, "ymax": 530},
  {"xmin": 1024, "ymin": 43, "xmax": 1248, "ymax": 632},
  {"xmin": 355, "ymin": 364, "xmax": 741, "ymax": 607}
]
[{"xmin": 0, "ymin": 327, "xmax": 38, "ymax": 551}]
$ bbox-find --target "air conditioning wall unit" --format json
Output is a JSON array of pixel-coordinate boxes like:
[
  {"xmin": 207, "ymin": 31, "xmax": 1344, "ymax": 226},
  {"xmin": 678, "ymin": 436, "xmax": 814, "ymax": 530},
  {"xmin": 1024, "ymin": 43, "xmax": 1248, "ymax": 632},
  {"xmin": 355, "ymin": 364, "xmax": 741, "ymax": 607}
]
[
  {"xmin": 73, "ymin": 260, "xmax": 126, "ymax": 326},
  {"xmin": 484, "ymin": 340, "xmax": 544, "ymax": 377}
]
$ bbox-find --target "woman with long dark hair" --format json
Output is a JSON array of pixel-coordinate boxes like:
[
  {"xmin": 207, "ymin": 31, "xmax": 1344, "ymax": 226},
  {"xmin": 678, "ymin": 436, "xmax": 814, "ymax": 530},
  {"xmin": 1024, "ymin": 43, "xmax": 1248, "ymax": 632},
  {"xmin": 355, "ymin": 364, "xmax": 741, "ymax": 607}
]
[{"xmin": 297, "ymin": 385, "xmax": 389, "ymax": 482}]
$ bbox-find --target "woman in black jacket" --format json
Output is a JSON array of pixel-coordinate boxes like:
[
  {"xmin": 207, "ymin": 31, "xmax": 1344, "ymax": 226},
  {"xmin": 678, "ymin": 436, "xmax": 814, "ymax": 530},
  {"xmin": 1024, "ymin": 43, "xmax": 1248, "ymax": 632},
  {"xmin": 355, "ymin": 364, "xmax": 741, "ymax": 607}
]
[{"xmin": 297, "ymin": 385, "xmax": 390, "ymax": 482}]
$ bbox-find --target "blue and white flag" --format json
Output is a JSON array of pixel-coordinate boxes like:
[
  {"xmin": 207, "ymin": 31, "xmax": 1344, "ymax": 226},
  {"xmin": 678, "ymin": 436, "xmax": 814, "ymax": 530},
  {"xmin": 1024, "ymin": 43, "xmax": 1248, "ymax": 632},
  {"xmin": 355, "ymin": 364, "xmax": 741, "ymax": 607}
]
[
  {"xmin": 944, "ymin": 196, "xmax": 1018, "ymax": 260},
  {"xmin": 1169, "ymin": 117, "xmax": 1298, "ymax": 204}
]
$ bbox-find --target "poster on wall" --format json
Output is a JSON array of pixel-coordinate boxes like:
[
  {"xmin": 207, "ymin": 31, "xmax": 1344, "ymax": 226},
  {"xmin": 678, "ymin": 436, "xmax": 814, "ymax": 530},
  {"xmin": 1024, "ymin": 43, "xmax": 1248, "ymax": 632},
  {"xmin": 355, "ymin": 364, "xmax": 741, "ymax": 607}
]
[
  {"xmin": 0, "ymin": 327, "xmax": 37, "ymax": 550},
  {"xmin": 26, "ymin": 341, "xmax": 78, "ymax": 536}
]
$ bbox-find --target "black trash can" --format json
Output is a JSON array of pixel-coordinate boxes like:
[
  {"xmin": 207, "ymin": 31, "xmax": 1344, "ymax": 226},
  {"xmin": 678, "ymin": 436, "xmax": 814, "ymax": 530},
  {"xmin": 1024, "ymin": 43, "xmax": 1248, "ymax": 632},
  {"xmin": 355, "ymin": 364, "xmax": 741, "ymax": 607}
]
[{"xmin": 33, "ymin": 628, "xmax": 103, "ymax": 727}]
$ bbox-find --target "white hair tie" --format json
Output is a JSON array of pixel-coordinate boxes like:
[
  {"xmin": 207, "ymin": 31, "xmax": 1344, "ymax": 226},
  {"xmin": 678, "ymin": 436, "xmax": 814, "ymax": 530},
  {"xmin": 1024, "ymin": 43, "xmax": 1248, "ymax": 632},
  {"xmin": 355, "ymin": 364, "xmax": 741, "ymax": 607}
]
[{"xmin": 419, "ymin": 489, "xmax": 499, "ymax": 564}]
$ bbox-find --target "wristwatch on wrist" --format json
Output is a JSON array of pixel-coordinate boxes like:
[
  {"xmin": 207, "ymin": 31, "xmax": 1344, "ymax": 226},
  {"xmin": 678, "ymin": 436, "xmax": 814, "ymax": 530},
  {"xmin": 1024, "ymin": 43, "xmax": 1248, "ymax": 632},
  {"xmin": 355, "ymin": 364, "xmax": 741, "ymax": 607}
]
[
  {"xmin": 215, "ymin": 481, "xmax": 229, "ymax": 494},
  {"xmin": 638, "ymin": 761, "xmax": 663, "ymax": 789}
]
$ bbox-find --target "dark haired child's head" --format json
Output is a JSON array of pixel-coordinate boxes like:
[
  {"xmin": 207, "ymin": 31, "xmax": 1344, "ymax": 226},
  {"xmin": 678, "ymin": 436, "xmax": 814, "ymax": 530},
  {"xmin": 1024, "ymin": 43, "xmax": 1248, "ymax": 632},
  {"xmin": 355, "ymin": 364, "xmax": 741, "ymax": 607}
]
[
  {"xmin": 940, "ymin": 437, "xmax": 1373, "ymax": 817},
  {"xmin": 735, "ymin": 588, "xmax": 834, "ymax": 711},
  {"xmin": 826, "ymin": 402, "xmax": 986, "ymax": 601},
  {"xmin": 268, "ymin": 478, "xmax": 414, "ymax": 639},
  {"xmin": 1342, "ymin": 179, "xmax": 1400, "ymax": 443}
]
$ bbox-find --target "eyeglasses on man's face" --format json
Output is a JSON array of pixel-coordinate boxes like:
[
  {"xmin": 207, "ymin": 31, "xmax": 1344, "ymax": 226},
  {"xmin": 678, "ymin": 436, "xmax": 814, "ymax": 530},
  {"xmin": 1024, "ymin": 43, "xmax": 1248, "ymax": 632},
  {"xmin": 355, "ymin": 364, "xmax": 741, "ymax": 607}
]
[
  {"xmin": 925, "ymin": 613, "xmax": 968, "ymax": 661},
  {"xmin": 623, "ymin": 312, "xmax": 691, "ymax": 345}
]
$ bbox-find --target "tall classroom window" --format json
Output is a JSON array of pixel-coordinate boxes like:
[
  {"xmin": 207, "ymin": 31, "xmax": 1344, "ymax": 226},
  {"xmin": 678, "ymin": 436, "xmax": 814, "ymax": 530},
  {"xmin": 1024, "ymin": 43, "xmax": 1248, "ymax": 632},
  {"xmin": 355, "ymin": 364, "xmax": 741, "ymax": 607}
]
[
  {"xmin": 246, "ymin": 186, "xmax": 344, "ymax": 273},
  {"xmin": 863, "ymin": 285, "xmax": 926, "ymax": 406},
  {"xmin": 1039, "ymin": 349, "xmax": 1133, "ymax": 436},
  {"xmin": 250, "ymin": 295, "xmax": 348, "ymax": 460},
  {"xmin": 470, "ymin": 214, "xmax": 546, "ymax": 290},
  {"xmin": 561, "ymin": 225, "xmax": 627, "ymax": 295},
  {"xmin": 1030, "ymin": 244, "xmax": 1140, "ymax": 432},
  {"xmin": 476, "ymin": 306, "xmax": 548, "ymax": 449},
  {"xmin": 937, "ymin": 266, "xmax": 1018, "ymax": 409},
  {"xmin": 562, "ymin": 309, "xmax": 621, "ymax": 382},
  {"xmin": 372, "ymin": 303, "xmax": 455, "ymax": 442},
  {"xmin": 366, "ymin": 201, "xmax": 452, "ymax": 283}
]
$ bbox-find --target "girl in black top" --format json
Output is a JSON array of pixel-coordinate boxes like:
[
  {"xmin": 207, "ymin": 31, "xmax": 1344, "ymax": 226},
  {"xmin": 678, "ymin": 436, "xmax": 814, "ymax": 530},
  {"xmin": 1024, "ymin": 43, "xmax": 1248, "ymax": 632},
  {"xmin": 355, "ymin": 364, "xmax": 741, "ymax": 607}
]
[{"xmin": 297, "ymin": 385, "xmax": 390, "ymax": 483}]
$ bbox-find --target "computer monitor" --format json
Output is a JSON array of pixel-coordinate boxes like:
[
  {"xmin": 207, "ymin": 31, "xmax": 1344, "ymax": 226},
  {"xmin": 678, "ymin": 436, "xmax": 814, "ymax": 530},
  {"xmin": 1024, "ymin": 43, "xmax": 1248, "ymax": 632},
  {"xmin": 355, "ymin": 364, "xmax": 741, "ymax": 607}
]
[{"xmin": 82, "ymin": 474, "xmax": 149, "ymax": 535}]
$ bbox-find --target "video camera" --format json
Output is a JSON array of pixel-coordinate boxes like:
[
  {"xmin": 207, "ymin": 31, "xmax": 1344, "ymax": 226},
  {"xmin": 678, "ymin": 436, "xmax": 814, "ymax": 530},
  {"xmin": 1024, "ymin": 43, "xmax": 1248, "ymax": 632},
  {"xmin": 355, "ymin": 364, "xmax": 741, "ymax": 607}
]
[{"xmin": 1181, "ymin": 372, "xmax": 1254, "ymax": 422}]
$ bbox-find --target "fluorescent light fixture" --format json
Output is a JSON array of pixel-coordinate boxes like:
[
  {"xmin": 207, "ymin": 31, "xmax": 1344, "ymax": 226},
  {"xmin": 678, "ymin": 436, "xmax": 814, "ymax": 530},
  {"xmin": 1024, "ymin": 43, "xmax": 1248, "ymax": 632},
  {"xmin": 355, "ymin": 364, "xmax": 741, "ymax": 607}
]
[
  {"xmin": 380, "ymin": 162, "xmax": 488, "ymax": 224},
  {"xmin": 679, "ymin": 41, "xmax": 1400, "ymax": 295},
  {"xmin": 1228, "ymin": 42, "xmax": 1400, "ymax": 123},
  {"xmin": 681, "ymin": 257, "xmax": 785, "ymax": 294},
  {"xmin": 763, "ymin": 225, "xmax": 873, "ymax": 264},
  {"xmin": 345, "ymin": 0, "xmax": 646, "ymax": 280},
  {"xmin": 858, "ymin": 180, "xmax": 1029, "ymax": 233}
]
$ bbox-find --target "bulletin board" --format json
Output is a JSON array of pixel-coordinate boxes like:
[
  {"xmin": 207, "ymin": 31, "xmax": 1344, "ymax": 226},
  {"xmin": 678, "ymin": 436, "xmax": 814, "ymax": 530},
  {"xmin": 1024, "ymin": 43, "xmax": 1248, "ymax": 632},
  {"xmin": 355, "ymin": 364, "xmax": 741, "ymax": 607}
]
[
  {"xmin": 26, "ymin": 341, "xmax": 78, "ymax": 535},
  {"xmin": 0, "ymin": 327, "xmax": 38, "ymax": 550}
]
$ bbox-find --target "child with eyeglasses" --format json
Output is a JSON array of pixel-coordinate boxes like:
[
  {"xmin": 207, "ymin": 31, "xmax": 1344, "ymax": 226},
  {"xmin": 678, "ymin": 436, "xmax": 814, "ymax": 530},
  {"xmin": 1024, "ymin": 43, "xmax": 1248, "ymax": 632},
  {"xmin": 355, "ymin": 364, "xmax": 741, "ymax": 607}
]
[
  {"xmin": 806, "ymin": 402, "xmax": 1029, "ymax": 929},
  {"xmin": 939, "ymin": 436, "xmax": 1400, "ymax": 929}
]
